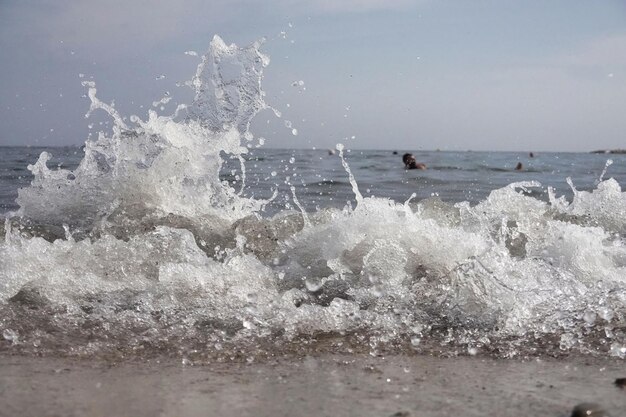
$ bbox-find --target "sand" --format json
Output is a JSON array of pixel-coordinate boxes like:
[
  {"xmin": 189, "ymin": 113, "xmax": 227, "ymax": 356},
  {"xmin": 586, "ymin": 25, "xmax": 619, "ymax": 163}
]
[{"xmin": 1, "ymin": 354, "xmax": 624, "ymax": 417}]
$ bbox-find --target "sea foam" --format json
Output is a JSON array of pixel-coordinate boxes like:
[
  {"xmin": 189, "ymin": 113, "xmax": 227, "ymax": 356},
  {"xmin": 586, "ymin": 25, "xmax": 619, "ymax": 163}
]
[{"xmin": 1, "ymin": 36, "xmax": 625, "ymax": 361}]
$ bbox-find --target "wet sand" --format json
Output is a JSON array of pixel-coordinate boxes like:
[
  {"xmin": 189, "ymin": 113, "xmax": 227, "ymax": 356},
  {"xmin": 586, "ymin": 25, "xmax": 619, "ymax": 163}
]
[{"xmin": 1, "ymin": 354, "xmax": 624, "ymax": 417}]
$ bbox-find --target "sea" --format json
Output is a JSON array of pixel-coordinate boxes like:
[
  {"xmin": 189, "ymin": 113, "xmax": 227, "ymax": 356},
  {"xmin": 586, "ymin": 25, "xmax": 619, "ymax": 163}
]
[
  {"xmin": 2, "ymin": 146, "xmax": 625, "ymax": 216},
  {"xmin": 1, "ymin": 36, "xmax": 625, "ymax": 362}
]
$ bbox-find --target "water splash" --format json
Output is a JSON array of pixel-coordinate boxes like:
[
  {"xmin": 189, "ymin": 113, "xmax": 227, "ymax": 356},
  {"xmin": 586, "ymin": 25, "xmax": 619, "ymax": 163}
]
[
  {"xmin": 0, "ymin": 36, "xmax": 625, "ymax": 361},
  {"xmin": 186, "ymin": 35, "xmax": 269, "ymax": 136},
  {"xmin": 290, "ymin": 185, "xmax": 311, "ymax": 229},
  {"xmin": 336, "ymin": 143, "xmax": 363, "ymax": 205},
  {"xmin": 14, "ymin": 36, "xmax": 270, "ymax": 233},
  {"xmin": 598, "ymin": 159, "xmax": 614, "ymax": 184}
]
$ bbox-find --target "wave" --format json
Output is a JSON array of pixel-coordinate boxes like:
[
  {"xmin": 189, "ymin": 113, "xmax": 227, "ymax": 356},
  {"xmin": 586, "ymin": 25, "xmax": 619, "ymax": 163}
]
[{"xmin": 0, "ymin": 36, "xmax": 625, "ymax": 361}]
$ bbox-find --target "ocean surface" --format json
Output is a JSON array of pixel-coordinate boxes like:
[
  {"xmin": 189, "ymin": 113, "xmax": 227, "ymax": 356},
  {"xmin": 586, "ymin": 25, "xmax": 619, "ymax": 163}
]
[
  {"xmin": 3, "ymin": 146, "xmax": 625, "ymax": 215},
  {"xmin": 1, "ymin": 36, "xmax": 625, "ymax": 362}
]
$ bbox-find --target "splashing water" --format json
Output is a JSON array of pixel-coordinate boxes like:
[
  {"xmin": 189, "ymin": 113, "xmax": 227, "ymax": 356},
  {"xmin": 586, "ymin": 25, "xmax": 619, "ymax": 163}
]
[{"xmin": 0, "ymin": 36, "xmax": 625, "ymax": 361}]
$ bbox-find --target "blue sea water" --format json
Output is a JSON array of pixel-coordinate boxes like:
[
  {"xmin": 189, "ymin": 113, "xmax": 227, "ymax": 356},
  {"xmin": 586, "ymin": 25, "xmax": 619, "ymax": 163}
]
[{"xmin": 2, "ymin": 146, "xmax": 623, "ymax": 215}]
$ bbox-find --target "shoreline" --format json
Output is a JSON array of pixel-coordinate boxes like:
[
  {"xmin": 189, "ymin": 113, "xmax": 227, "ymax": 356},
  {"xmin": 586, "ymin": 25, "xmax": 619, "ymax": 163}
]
[{"xmin": 1, "ymin": 353, "xmax": 624, "ymax": 417}]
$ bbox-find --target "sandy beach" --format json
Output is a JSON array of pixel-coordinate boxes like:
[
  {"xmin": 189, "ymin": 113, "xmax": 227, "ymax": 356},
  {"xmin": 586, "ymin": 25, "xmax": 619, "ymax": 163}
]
[{"xmin": 1, "ymin": 353, "xmax": 624, "ymax": 417}]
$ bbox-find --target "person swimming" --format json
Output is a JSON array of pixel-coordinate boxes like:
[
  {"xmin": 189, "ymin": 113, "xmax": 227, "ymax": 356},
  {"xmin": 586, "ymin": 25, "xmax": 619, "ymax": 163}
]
[
  {"xmin": 515, "ymin": 162, "xmax": 523, "ymax": 170},
  {"xmin": 402, "ymin": 153, "xmax": 426, "ymax": 170}
]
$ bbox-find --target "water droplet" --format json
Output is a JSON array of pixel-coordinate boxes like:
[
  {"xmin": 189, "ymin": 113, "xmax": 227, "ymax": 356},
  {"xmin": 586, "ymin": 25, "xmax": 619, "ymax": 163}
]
[
  {"xmin": 583, "ymin": 310, "xmax": 596, "ymax": 326},
  {"xmin": 560, "ymin": 333, "xmax": 577, "ymax": 350},
  {"xmin": 598, "ymin": 307, "xmax": 613, "ymax": 321},
  {"xmin": 305, "ymin": 278, "xmax": 322, "ymax": 292},
  {"xmin": 2, "ymin": 329, "xmax": 18, "ymax": 344},
  {"xmin": 410, "ymin": 336, "xmax": 421, "ymax": 347},
  {"xmin": 609, "ymin": 343, "xmax": 626, "ymax": 358}
]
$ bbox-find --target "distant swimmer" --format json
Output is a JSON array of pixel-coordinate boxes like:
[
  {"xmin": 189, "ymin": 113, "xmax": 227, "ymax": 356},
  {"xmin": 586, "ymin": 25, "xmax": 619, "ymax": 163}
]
[
  {"xmin": 515, "ymin": 162, "xmax": 523, "ymax": 171},
  {"xmin": 328, "ymin": 149, "xmax": 336, "ymax": 155},
  {"xmin": 402, "ymin": 153, "xmax": 426, "ymax": 170},
  {"xmin": 392, "ymin": 151, "xmax": 398, "ymax": 155},
  {"xmin": 529, "ymin": 152, "xmax": 534, "ymax": 158}
]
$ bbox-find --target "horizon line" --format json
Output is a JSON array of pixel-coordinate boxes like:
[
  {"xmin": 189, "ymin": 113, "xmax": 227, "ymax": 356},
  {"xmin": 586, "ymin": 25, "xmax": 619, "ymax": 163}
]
[{"xmin": 0, "ymin": 144, "xmax": 619, "ymax": 154}]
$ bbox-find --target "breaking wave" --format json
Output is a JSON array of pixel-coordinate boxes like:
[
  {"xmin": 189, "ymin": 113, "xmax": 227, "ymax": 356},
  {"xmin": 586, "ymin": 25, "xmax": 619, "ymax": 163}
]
[{"xmin": 1, "ymin": 36, "xmax": 625, "ymax": 361}]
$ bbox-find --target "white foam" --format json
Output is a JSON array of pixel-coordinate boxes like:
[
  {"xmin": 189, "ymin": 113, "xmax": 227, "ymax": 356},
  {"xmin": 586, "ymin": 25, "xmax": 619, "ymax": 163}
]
[{"xmin": 1, "ymin": 36, "xmax": 625, "ymax": 359}]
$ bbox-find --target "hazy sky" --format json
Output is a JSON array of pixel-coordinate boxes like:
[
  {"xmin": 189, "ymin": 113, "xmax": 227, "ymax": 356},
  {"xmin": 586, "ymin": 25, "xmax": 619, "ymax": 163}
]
[{"xmin": 1, "ymin": 0, "xmax": 625, "ymax": 151}]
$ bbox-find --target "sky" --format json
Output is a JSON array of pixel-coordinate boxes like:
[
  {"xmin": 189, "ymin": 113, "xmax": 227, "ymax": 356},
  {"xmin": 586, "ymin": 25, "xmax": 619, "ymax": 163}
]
[{"xmin": 0, "ymin": 0, "xmax": 625, "ymax": 152}]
